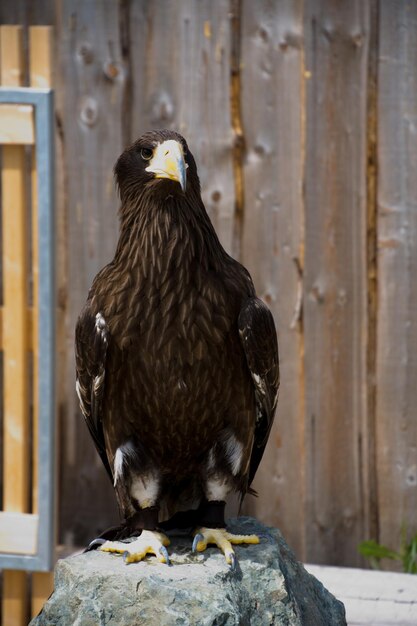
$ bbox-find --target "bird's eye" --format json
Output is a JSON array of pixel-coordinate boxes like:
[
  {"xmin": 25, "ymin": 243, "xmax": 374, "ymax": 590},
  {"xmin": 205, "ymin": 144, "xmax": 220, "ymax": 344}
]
[{"xmin": 140, "ymin": 147, "xmax": 153, "ymax": 161}]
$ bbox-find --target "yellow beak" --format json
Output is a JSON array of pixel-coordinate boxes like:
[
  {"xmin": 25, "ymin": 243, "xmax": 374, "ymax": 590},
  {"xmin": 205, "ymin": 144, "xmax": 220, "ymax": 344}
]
[{"xmin": 145, "ymin": 139, "xmax": 187, "ymax": 191}]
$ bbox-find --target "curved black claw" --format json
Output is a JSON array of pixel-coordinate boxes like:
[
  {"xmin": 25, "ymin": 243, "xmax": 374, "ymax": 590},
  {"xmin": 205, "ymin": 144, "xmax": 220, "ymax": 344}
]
[
  {"xmin": 192, "ymin": 533, "xmax": 204, "ymax": 553},
  {"xmin": 159, "ymin": 545, "xmax": 171, "ymax": 566},
  {"xmin": 85, "ymin": 537, "xmax": 107, "ymax": 552},
  {"xmin": 229, "ymin": 553, "xmax": 237, "ymax": 572}
]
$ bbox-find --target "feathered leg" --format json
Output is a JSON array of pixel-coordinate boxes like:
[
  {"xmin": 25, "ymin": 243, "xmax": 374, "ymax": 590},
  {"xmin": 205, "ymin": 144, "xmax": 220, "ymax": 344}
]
[
  {"xmin": 193, "ymin": 482, "xmax": 259, "ymax": 569},
  {"xmin": 98, "ymin": 451, "xmax": 171, "ymax": 564}
]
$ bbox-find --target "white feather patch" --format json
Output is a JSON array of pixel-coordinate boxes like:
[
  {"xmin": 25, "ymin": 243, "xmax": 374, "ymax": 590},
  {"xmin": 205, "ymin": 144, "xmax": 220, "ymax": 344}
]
[
  {"xmin": 113, "ymin": 448, "xmax": 124, "ymax": 487},
  {"xmin": 251, "ymin": 371, "xmax": 267, "ymax": 396},
  {"xmin": 95, "ymin": 311, "xmax": 106, "ymax": 332},
  {"xmin": 113, "ymin": 441, "xmax": 138, "ymax": 487},
  {"xmin": 75, "ymin": 378, "xmax": 83, "ymax": 405},
  {"xmin": 224, "ymin": 433, "xmax": 243, "ymax": 476},
  {"xmin": 130, "ymin": 473, "xmax": 160, "ymax": 508},
  {"xmin": 205, "ymin": 476, "xmax": 231, "ymax": 501}
]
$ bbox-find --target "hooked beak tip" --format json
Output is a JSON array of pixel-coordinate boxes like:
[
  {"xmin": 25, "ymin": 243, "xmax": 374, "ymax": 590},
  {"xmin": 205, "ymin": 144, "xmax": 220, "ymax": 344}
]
[{"xmin": 179, "ymin": 167, "xmax": 187, "ymax": 193}]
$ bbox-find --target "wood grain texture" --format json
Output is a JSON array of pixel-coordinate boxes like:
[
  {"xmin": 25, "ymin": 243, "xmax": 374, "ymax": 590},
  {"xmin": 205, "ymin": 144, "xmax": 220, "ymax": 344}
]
[
  {"xmin": 303, "ymin": 1, "xmax": 370, "ymax": 565},
  {"xmin": 0, "ymin": 25, "xmax": 30, "ymax": 514},
  {"xmin": 239, "ymin": 0, "xmax": 306, "ymax": 559},
  {"xmin": 129, "ymin": 0, "xmax": 236, "ymax": 254},
  {"xmin": 376, "ymin": 0, "xmax": 417, "ymax": 553},
  {"xmin": 55, "ymin": 0, "xmax": 124, "ymax": 544}
]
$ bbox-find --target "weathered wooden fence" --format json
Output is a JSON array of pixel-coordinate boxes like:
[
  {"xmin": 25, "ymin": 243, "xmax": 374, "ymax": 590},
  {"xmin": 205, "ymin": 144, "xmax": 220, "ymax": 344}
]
[{"xmin": 0, "ymin": 4, "xmax": 415, "ymax": 618}]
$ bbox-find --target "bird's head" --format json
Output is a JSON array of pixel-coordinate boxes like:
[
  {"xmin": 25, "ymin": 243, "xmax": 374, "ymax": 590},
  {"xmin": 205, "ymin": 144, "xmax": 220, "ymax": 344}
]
[{"xmin": 114, "ymin": 130, "xmax": 199, "ymax": 203}]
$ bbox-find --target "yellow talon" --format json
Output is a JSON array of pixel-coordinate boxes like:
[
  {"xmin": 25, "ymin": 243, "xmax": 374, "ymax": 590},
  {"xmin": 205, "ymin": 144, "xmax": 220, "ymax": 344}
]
[
  {"xmin": 100, "ymin": 530, "xmax": 171, "ymax": 564},
  {"xmin": 193, "ymin": 527, "xmax": 260, "ymax": 566}
]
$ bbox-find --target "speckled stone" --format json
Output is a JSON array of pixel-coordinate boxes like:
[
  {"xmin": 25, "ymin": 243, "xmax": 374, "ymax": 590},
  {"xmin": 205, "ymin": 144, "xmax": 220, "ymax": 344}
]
[{"xmin": 30, "ymin": 517, "xmax": 346, "ymax": 626}]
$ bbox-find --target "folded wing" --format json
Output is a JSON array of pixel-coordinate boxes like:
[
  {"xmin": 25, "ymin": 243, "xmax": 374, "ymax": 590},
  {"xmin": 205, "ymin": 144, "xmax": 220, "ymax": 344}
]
[{"xmin": 238, "ymin": 297, "xmax": 279, "ymax": 486}]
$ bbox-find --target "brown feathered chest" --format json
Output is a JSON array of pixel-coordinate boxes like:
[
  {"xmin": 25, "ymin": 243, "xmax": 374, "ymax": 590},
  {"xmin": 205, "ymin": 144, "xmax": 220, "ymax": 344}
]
[{"xmin": 88, "ymin": 203, "xmax": 255, "ymax": 478}]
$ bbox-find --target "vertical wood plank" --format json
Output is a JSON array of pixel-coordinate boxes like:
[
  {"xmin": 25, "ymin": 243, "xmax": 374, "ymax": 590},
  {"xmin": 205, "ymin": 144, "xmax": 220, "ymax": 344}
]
[
  {"xmin": 2, "ymin": 571, "xmax": 28, "ymax": 626},
  {"xmin": 239, "ymin": 0, "xmax": 306, "ymax": 558},
  {"xmin": 129, "ymin": 0, "xmax": 236, "ymax": 254},
  {"xmin": 0, "ymin": 26, "xmax": 25, "ymax": 85},
  {"xmin": 30, "ymin": 572, "xmax": 53, "ymax": 621},
  {"xmin": 376, "ymin": 0, "xmax": 417, "ymax": 555},
  {"xmin": 29, "ymin": 25, "xmax": 55, "ymax": 616},
  {"xmin": 1, "ymin": 145, "xmax": 30, "ymax": 510},
  {"xmin": 0, "ymin": 22, "xmax": 29, "ymax": 511},
  {"xmin": 29, "ymin": 25, "xmax": 53, "ymax": 87},
  {"xmin": 1, "ymin": 23, "xmax": 30, "ymax": 626},
  {"xmin": 362, "ymin": 0, "xmax": 380, "ymax": 555},
  {"xmin": 55, "ymin": 0, "xmax": 126, "ymax": 545},
  {"xmin": 303, "ymin": 2, "xmax": 371, "ymax": 565}
]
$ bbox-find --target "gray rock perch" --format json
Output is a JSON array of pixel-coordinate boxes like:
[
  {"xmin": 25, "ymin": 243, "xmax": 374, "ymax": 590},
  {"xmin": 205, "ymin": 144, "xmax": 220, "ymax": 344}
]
[{"xmin": 31, "ymin": 518, "xmax": 346, "ymax": 626}]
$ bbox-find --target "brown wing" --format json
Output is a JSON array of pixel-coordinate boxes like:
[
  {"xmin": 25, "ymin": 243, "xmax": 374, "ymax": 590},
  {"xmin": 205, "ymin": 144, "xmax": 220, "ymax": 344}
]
[
  {"xmin": 238, "ymin": 297, "xmax": 279, "ymax": 486},
  {"xmin": 75, "ymin": 303, "xmax": 112, "ymax": 482}
]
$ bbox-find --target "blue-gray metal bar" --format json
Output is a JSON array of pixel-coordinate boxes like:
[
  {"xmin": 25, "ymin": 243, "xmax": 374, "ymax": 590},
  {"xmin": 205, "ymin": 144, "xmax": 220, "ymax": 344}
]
[{"xmin": 0, "ymin": 87, "xmax": 55, "ymax": 572}]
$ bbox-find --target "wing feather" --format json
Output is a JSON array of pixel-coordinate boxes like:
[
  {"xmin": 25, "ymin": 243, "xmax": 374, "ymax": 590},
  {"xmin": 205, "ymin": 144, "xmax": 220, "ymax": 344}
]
[
  {"xmin": 238, "ymin": 297, "xmax": 279, "ymax": 486},
  {"xmin": 75, "ymin": 305, "xmax": 112, "ymax": 482}
]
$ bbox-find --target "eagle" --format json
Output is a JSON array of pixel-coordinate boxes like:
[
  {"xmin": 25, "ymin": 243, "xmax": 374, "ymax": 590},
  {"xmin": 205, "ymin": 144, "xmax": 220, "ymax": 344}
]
[{"xmin": 75, "ymin": 130, "xmax": 279, "ymax": 567}]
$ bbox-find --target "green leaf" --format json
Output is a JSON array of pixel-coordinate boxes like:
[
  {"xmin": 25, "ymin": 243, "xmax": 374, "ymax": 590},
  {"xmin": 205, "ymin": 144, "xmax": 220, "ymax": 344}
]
[
  {"xmin": 358, "ymin": 540, "xmax": 400, "ymax": 562},
  {"xmin": 403, "ymin": 534, "xmax": 417, "ymax": 574}
]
